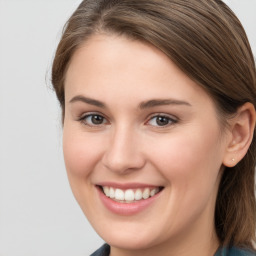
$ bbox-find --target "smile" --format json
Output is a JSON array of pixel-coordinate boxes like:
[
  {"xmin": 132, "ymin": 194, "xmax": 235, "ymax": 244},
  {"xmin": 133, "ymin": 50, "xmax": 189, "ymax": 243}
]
[
  {"xmin": 101, "ymin": 186, "xmax": 161, "ymax": 203},
  {"xmin": 97, "ymin": 184, "xmax": 164, "ymax": 215}
]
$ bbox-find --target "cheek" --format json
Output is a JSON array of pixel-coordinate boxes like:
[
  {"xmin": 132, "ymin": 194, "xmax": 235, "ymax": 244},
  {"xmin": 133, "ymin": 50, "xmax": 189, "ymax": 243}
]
[
  {"xmin": 150, "ymin": 126, "xmax": 223, "ymax": 193},
  {"xmin": 148, "ymin": 129, "xmax": 223, "ymax": 231},
  {"xmin": 62, "ymin": 127, "xmax": 104, "ymax": 178},
  {"xmin": 62, "ymin": 127, "xmax": 105, "ymax": 213}
]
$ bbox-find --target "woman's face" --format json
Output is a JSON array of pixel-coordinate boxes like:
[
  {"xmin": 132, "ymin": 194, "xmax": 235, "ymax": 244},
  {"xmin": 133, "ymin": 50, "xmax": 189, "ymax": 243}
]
[{"xmin": 63, "ymin": 35, "xmax": 228, "ymax": 253}]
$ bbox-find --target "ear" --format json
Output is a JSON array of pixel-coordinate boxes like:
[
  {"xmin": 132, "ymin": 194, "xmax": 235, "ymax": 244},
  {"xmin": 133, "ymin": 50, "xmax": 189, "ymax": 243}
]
[{"xmin": 223, "ymin": 102, "xmax": 256, "ymax": 167}]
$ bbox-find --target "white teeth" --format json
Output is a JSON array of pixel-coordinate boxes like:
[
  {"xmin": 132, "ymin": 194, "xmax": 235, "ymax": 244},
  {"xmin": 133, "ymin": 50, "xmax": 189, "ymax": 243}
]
[
  {"xmin": 115, "ymin": 189, "xmax": 124, "ymax": 200},
  {"xmin": 109, "ymin": 187, "xmax": 115, "ymax": 199},
  {"xmin": 103, "ymin": 187, "xmax": 110, "ymax": 197},
  {"xmin": 134, "ymin": 189, "xmax": 142, "ymax": 200},
  {"xmin": 124, "ymin": 189, "xmax": 135, "ymax": 201},
  {"xmin": 150, "ymin": 188, "xmax": 157, "ymax": 197},
  {"xmin": 142, "ymin": 188, "xmax": 150, "ymax": 199},
  {"xmin": 102, "ymin": 186, "xmax": 161, "ymax": 202},
  {"xmin": 150, "ymin": 187, "xmax": 159, "ymax": 197}
]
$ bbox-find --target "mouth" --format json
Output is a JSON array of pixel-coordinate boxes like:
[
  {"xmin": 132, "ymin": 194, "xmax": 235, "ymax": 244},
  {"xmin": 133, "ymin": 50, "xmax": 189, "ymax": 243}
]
[{"xmin": 97, "ymin": 185, "xmax": 164, "ymax": 203}]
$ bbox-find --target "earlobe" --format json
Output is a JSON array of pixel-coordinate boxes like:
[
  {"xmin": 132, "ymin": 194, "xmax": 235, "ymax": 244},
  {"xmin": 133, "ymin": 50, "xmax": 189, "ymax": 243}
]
[{"xmin": 223, "ymin": 102, "xmax": 256, "ymax": 167}]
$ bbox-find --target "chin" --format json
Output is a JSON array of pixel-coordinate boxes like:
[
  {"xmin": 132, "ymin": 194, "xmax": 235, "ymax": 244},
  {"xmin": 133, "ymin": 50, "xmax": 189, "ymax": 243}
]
[
  {"xmin": 92, "ymin": 220, "xmax": 164, "ymax": 251},
  {"xmin": 104, "ymin": 232, "xmax": 158, "ymax": 250}
]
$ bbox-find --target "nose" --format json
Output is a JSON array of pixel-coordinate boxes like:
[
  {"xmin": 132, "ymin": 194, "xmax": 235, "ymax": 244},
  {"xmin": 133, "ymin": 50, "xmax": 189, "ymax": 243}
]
[{"xmin": 102, "ymin": 125, "xmax": 146, "ymax": 174}]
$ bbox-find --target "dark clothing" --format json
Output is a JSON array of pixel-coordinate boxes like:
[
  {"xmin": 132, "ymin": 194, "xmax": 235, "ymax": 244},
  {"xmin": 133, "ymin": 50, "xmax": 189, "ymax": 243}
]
[
  {"xmin": 90, "ymin": 244, "xmax": 110, "ymax": 256},
  {"xmin": 90, "ymin": 244, "xmax": 256, "ymax": 256},
  {"xmin": 215, "ymin": 247, "xmax": 256, "ymax": 256}
]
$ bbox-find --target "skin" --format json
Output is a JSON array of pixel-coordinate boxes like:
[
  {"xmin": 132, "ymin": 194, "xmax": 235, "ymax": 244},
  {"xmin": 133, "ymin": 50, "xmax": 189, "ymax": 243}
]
[{"xmin": 62, "ymin": 34, "xmax": 254, "ymax": 256}]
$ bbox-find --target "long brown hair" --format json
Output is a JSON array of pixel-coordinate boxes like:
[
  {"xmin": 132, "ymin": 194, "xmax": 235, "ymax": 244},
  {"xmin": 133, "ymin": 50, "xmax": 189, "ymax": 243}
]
[{"xmin": 52, "ymin": 0, "xmax": 256, "ymax": 249}]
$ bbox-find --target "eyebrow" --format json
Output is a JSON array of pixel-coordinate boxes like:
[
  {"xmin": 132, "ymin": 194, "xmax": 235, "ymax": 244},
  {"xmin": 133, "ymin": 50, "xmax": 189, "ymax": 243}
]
[
  {"xmin": 69, "ymin": 95, "xmax": 106, "ymax": 108},
  {"xmin": 69, "ymin": 95, "xmax": 191, "ymax": 109},
  {"xmin": 139, "ymin": 99, "xmax": 191, "ymax": 109}
]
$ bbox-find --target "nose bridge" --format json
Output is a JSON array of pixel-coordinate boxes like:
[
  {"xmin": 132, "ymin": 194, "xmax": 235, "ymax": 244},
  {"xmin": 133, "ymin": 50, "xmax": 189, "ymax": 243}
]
[{"xmin": 102, "ymin": 123, "xmax": 144, "ymax": 173}]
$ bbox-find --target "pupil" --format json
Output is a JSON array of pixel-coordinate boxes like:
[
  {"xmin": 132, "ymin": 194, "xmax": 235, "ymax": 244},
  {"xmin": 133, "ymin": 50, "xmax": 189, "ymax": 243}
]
[
  {"xmin": 92, "ymin": 115, "xmax": 103, "ymax": 124},
  {"xmin": 156, "ymin": 116, "xmax": 169, "ymax": 126}
]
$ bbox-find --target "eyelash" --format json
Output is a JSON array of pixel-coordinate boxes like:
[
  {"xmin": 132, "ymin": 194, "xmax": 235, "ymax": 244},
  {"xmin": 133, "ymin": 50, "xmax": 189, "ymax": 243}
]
[
  {"xmin": 146, "ymin": 114, "xmax": 178, "ymax": 127},
  {"xmin": 78, "ymin": 113, "xmax": 178, "ymax": 128},
  {"xmin": 79, "ymin": 113, "xmax": 109, "ymax": 127}
]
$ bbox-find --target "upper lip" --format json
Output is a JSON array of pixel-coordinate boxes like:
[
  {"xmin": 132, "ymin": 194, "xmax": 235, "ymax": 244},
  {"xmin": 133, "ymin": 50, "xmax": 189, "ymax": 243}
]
[{"xmin": 96, "ymin": 182, "xmax": 163, "ymax": 189}]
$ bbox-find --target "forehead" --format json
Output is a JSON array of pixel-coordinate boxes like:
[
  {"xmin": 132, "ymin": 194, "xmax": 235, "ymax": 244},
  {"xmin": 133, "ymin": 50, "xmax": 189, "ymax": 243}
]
[
  {"xmin": 65, "ymin": 34, "xmax": 214, "ymax": 109},
  {"xmin": 66, "ymin": 34, "xmax": 176, "ymax": 83}
]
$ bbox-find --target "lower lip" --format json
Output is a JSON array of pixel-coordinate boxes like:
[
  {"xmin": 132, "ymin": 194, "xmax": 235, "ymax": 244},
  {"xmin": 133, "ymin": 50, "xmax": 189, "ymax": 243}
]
[{"xmin": 97, "ymin": 186, "xmax": 162, "ymax": 215}]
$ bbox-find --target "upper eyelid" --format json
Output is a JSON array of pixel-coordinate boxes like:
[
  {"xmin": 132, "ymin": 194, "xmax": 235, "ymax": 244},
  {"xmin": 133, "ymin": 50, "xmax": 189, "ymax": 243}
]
[
  {"xmin": 145, "ymin": 113, "xmax": 179, "ymax": 128},
  {"xmin": 78, "ymin": 112, "xmax": 109, "ymax": 122},
  {"xmin": 79, "ymin": 112, "xmax": 110, "ymax": 126},
  {"xmin": 79, "ymin": 111, "xmax": 107, "ymax": 120},
  {"xmin": 77, "ymin": 111, "xmax": 178, "ymax": 125},
  {"xmin": 146, "ymin": 113, "xmax": 178, "ymax": 121}
]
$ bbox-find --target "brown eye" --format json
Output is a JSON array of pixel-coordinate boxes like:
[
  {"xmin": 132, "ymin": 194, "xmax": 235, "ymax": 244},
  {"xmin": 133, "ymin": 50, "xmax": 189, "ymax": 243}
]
[
  {"xmin": 147, "ymin": 115, "xmax": 177, "ymax": 127},
  {"xmin": 156, "ymin": 116, "xmax": 170, "ymax": 126},
  {"xmin": 91, "ymin": 115, "xmax": 104, "ymax": 124},
  {"xmin": 82, "ymin": 114, "xmax": 107, "ymax": 126}
]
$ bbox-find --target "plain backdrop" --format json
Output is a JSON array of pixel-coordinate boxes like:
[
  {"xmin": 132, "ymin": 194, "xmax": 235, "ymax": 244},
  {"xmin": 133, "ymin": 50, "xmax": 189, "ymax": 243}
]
[{"xmin": 0, "ymin": 1, "xmax": 255, "ymax": 255}]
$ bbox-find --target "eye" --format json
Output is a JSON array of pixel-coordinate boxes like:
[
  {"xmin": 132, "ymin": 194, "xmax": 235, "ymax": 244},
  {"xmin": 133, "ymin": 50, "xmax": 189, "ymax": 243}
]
[
  {"xmin": 80, "ymin": 113, "xmax": 108, "ymax": 126},
  {"xmin": 147, "ymin": 114, "xmax": 177, "ymax": 127}
]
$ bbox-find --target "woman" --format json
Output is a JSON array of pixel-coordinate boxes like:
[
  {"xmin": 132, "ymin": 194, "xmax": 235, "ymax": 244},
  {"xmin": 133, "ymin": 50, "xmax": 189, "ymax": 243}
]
[{"xmin": 51, "ymin": 0, "xmax": 256, "ymax": 255}]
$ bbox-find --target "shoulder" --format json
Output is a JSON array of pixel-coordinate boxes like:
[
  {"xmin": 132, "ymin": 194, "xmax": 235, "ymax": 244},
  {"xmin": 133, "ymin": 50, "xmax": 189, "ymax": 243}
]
[
  {"xmin": 215, "ymin": 247, "xmax": 256, "ymax": 256},
  {"xmin": 229, "ymin": 248, "xmax": 256, "ymax": 256},
  {"xmin": 90, "ymin": 244, "xmax": 110, "ymax": 256}
]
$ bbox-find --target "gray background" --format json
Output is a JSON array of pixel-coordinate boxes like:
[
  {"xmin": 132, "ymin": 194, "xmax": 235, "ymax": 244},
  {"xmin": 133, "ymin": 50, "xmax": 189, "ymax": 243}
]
[{"xmin": 0, "ymin": 0, "xmax": 255, "ymax": 255}]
